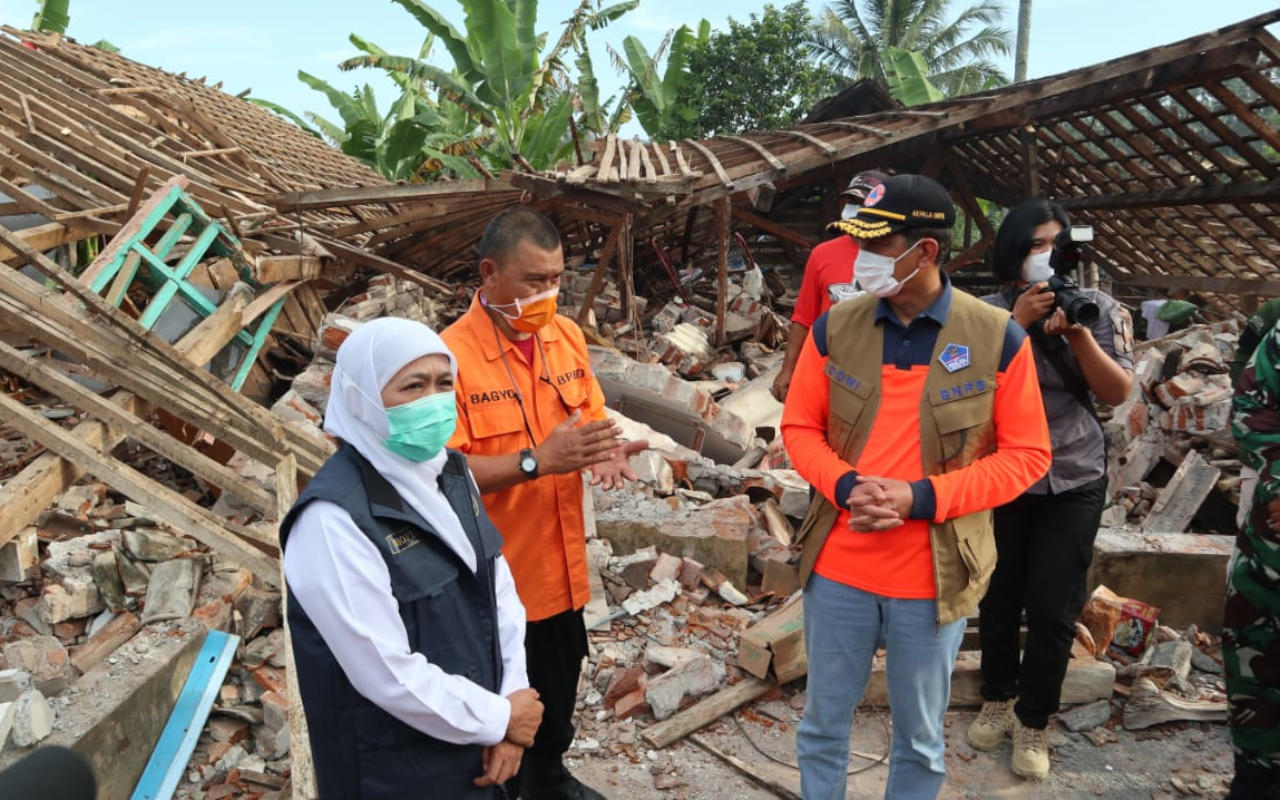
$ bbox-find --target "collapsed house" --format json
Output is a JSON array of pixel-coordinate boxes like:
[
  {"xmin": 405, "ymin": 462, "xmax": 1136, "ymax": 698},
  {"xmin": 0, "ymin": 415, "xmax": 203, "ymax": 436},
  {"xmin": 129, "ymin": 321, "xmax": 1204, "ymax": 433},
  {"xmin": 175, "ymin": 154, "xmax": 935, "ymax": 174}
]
[{"xmin": 0, "ymin": 9, "xmax": 1277, "ymax": 799}]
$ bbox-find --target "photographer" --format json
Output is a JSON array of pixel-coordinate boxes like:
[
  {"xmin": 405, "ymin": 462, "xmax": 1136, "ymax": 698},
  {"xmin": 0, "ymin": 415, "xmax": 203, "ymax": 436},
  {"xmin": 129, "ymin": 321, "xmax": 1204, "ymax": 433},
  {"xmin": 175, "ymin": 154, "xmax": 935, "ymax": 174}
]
[{"xmin": 967, "ymin": 200, "xmax": 1134, "ymax": 780}]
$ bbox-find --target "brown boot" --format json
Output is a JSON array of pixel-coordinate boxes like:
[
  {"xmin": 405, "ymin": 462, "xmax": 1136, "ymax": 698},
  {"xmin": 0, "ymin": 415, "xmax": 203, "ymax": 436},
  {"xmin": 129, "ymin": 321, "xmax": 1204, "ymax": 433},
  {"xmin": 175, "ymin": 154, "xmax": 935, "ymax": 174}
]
[
  {"xmin": 1011, "ymin": 719, "xmax": 1050, "ymax": 780},
  {"xmin": 966, "ymin": 699, "xmax": 1015, "ymax": 751}
]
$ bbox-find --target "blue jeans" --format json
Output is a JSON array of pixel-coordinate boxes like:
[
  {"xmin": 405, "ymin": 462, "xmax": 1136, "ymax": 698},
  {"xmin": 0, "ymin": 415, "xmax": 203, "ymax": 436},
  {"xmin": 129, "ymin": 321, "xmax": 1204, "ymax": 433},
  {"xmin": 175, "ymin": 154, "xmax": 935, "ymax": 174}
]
[{"xmin": 797, "ymin": 574, "xmax": 966, "ymax": 800}]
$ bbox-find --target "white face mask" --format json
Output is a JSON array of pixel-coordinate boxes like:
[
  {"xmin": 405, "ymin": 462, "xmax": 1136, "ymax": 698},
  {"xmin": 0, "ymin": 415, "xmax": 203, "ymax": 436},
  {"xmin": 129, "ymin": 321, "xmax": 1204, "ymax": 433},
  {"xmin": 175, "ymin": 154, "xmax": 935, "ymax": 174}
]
[
  {"xmin": 854, "ymin": 239, "xmax": 923, "ymax": 298},
  {"xmin": 840, "ymin": 203, "xmax": 860, "ymax": 220},
  {"xmin": 1021, "ymin": 249, "xmax": 1054, "ymax": 283}
]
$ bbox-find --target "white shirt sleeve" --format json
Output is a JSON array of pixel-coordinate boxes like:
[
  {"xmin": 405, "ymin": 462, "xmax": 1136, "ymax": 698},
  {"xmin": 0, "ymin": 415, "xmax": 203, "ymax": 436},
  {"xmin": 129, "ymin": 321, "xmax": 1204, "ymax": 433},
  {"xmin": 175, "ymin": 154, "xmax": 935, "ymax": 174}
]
[
  {"xmin": 494, "ymin": 554, "xmax": 529, "ymax": 696},
  {"xmin": 284, "ymin": 500, "xmax": 511, "ymax": 746}
]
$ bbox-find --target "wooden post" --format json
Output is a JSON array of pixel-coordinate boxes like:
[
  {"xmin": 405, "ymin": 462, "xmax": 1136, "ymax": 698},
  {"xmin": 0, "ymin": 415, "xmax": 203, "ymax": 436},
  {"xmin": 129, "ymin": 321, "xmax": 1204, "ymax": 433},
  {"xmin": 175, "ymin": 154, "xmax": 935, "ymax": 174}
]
[
  {"xmin": 275, "ymin": 454, "xmax": 317, "ymax": 799},
  {"xmin": 616, "ymin": 213, "xmax": 636, "ymax": 327},
  {"xmin": 574, "ymin": 223, "xmax": 623, "ymax": 327},
  {"xmin": 1021, "ymin": 124, "xmax": 1042, "ymax": 197},
  {"xmin": 715, "ymin": 197, "xmax": 730, "ymax": 346}
]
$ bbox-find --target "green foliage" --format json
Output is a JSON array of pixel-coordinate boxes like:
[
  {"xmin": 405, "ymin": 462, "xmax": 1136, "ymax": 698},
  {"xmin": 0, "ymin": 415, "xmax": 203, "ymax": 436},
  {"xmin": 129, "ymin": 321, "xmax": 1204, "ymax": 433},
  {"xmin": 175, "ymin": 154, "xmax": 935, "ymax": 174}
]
[
  {"xmin": 611, "ymin": 20, "xmax": 709, "ymax": 140},
  {"xmin": 808, "ymin": 0, "xmax": 1012, "ymax": 101},
  {"xmin": 883, "ymin": 46, "xmax": 944, "ymax": 105},
  {"xmin": 32, "ymin": 0, "xmax": 70, "ymax": 34},
  {"xmin": 671, "ymin": 2, "xmax": 842, "ymax": 139}
]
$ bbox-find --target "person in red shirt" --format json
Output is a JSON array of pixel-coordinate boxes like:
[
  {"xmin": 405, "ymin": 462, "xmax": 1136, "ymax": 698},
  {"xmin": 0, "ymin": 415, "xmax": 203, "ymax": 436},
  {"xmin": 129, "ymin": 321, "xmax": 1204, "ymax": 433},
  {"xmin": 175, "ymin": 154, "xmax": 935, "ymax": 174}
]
[{"xmin": 771, "ymin": 170, "xmax": 888, "ymax": 401}]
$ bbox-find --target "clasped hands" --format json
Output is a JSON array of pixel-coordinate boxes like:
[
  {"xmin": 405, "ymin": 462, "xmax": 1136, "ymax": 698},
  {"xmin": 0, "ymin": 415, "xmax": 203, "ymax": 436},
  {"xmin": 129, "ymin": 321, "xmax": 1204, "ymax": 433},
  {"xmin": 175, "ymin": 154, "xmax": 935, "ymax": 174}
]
[
  {"xmin": 475, "ymin": 687, "xmax": 544, "ymax": 787},
  {"xmin": 845, "ymin": 476, "xmax": 915, "ymax": 532}
]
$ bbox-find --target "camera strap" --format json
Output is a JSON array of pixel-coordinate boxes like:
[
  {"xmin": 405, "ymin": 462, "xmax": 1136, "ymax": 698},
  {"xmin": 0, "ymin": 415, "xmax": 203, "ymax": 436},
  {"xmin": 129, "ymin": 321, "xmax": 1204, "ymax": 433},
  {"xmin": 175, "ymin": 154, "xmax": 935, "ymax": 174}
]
[{"xmin": 1028, "ymin": 322, "xmax": 1105, "ymax": 441}]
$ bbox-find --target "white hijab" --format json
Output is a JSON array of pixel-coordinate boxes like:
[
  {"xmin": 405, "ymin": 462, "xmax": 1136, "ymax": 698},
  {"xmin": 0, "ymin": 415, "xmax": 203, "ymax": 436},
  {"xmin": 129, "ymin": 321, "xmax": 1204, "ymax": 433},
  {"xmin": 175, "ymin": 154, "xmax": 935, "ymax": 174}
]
[{"xmin": 324, "ymin": 317, "xmax": 476, "ymax": 572}]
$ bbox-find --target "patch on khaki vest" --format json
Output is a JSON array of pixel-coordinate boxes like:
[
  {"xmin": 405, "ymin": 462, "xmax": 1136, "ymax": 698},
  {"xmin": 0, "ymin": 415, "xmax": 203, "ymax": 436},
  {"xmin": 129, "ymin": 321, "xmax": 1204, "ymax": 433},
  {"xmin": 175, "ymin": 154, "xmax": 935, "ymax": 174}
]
[
  {"xmin": 824, "ymin": 361, "xmax": 863, "ymax": 391},
  {"xmin": 937, "ymin": 379, "xmax": 989, "ymax": 403},
  {"xmin": 938, "ymin": 343, "xmax": 970, "ymax": 373},
  {"xmin": 386, "ymin": 527, "xmax": 422, "ymax": 554}
]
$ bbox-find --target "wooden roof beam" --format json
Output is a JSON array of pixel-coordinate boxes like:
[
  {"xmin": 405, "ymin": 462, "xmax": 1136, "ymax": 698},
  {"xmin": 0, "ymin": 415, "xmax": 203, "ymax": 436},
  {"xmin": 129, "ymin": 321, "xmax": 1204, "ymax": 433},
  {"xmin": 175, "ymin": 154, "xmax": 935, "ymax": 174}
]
[
  {"xmin": 1056, "ymin": 178, "xmax": 1280, "ymax": 210},
  {"xmin": 1110, "ymin": 271, "xmax": 1280, "ymax": 296}
]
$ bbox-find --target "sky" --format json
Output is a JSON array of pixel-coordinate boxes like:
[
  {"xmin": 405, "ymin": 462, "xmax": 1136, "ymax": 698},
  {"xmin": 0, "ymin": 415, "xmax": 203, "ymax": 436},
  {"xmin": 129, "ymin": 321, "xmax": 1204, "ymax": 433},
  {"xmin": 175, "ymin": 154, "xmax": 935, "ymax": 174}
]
[{"xmin": 0, "ymin": 0, "xmax": 1276, "ymax": 138}]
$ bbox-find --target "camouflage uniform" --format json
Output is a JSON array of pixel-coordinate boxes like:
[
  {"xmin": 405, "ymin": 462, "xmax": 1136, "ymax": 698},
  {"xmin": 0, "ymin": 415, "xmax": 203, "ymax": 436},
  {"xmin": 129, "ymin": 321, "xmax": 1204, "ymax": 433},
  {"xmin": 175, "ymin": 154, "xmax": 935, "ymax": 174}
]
[{"xmin": 1227, "ymin": 319, "xmax": 1280, "ymax": 796}]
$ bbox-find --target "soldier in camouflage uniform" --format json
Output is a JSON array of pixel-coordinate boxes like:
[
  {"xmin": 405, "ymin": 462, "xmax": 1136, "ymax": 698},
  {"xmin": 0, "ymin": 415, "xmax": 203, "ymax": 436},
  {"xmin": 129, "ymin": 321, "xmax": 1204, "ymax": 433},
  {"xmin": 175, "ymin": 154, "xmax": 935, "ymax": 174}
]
[{"xmin": 1227, "ymin": 319, "xmax": 1280, "ymax": 799}]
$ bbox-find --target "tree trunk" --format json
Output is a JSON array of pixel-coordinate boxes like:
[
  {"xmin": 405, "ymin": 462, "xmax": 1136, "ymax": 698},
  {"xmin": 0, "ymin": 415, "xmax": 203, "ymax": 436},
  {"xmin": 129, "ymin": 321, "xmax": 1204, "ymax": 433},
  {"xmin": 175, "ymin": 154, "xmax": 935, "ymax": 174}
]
[{"xmin": 1015, "ymin": 0, "xmax": 1033, "ymax": 83}]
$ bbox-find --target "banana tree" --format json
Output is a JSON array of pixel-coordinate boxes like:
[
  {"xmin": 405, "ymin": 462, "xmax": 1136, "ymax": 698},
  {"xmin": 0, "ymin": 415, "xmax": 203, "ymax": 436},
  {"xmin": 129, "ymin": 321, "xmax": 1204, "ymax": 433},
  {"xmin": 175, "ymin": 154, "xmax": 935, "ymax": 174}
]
[
  {"xmin": 611, "ymin": 20, "xmax": 709, "ymax": 141},
  {"xmin": 882, "ymin": 47, "xmax": 945, "ymax": 106}
]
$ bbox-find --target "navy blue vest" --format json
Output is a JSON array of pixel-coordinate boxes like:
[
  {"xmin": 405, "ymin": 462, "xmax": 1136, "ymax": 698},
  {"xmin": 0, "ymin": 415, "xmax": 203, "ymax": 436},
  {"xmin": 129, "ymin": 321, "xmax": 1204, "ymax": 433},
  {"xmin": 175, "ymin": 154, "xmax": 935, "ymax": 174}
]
[{"xmin": 280, "ymin": 444, "xmax": 506, "ymax": 800}]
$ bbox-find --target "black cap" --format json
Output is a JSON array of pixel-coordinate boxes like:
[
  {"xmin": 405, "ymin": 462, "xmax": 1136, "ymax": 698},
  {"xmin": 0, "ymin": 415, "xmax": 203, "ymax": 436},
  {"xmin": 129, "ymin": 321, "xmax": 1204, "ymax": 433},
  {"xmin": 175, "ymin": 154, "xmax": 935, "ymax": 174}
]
[
  {"xmin": 829, "ymin": 174, "xmax": 955, "ymax": 240},
  {"xmin": 840, "ymin": 170, "xmax": 890, "ymax": 202}
]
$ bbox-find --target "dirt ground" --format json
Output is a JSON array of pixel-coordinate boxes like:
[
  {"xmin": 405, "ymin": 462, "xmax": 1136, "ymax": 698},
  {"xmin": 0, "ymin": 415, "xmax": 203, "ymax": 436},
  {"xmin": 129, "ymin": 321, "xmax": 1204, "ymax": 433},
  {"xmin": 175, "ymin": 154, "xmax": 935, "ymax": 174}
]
[{"xmin": 565, "ymin": 687, "xmax": 1234, "ymax": 799}]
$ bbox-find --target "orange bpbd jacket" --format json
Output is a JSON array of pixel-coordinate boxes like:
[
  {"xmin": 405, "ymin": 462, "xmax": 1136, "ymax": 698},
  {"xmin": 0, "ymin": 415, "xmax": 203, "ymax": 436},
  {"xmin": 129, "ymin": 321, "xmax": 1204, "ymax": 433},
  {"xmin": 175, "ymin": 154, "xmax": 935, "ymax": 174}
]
[{"xmin": 442, "ymin": 293, "xmax": 607, "ymax": 622}]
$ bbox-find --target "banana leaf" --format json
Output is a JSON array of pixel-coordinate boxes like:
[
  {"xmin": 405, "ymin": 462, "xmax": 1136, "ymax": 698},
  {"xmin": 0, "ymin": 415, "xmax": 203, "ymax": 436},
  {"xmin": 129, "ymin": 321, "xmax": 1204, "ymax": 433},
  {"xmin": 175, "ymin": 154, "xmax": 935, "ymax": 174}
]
[{"xmin": 883, "ymin": 46, "xmax": 944, "ymax": 106}]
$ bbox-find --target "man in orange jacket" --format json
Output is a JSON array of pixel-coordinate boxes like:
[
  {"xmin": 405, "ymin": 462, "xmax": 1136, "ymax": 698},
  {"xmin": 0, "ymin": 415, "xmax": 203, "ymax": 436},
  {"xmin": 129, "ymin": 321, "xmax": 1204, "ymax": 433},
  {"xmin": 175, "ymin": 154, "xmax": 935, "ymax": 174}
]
[
  {"xmin": 782, "ymin": 174, "xmax": 1052, "ymax": 798},
  {"xmin": 444, "ymin": 207, "xmax": 645, "ymax": 800}
]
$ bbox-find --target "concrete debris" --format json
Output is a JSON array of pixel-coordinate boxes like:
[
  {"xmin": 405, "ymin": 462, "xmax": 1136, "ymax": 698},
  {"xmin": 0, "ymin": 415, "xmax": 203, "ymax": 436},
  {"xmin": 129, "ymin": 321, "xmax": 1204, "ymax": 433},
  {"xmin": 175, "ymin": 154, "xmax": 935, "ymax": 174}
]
[
  {"xmin": 141, "ymin": 558, "xmax": 203, "ymax": 625},
  {"xmin": 0, "ymin": 670, "xmax": 32, "ymax": 704},
  {"xmin": 1060, "ymin": 699, "xmax": 1114, "ymax": 732},
  {"xmin": 1103, "ymin": 321, "xmax": 1243, "ymax": 531},
  {"xmin": 9, "ymin": 689, "xmax": 52, "ymax": 747},
  {"xmin": 0, "ymin": 701, "xmax": 14, "ymax": 753},
  {"xmin": 644, "ymin": 654, "xmax": 725, "ymax": 720},
  {"xmin": 621, "ymin": 579, "xmax": 681, "ymax": 616}
]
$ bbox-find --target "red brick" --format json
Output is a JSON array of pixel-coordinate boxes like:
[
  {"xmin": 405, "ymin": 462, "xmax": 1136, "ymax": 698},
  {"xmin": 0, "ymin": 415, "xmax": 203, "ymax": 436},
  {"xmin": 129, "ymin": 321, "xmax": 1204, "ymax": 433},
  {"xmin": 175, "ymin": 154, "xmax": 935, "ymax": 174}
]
[
  {"xmin": 604, "ymin": 666, "xmax": 645, "ymax": 709},
  {"xmin": 251, "ymin": 666, "xmax": 286, "ymax": 694},
  {"xmin": 613, "ymin": 687, "xmax": 650, "ymax": 720}
]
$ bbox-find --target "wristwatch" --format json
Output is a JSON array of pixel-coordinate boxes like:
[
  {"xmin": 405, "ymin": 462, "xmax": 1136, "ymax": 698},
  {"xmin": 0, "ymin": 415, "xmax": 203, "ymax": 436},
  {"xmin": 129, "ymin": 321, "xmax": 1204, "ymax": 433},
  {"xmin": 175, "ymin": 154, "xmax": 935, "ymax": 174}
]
[{"xmin": 518, "ymin": 448, "xmax": 539, "ymax": 479}]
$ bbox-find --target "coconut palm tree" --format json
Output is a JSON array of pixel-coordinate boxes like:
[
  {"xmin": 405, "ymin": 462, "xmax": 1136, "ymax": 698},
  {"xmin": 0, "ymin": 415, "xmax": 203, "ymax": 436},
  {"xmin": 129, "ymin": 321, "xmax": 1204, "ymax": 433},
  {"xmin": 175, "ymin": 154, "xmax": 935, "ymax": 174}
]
[{"xmin": 808, "ymin": 0, "xmax": 1012, "ymax": 100}]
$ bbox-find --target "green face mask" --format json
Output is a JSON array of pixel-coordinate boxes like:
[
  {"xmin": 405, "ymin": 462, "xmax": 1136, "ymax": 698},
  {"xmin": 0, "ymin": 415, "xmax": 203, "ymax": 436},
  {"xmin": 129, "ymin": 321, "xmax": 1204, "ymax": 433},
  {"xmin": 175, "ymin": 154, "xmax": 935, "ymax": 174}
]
[{"xmin": 383, "ymin": 391, "xmax": 457, "ymax": 462}]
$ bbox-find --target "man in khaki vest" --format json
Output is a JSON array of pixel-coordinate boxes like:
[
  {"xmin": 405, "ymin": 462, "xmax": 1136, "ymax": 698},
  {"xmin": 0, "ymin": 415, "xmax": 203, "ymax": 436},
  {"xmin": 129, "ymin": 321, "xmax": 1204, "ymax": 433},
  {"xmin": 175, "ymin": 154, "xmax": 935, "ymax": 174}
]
[{"xmin": 781, "ymin": 174, "xmax": 1052, "ymax": 799}]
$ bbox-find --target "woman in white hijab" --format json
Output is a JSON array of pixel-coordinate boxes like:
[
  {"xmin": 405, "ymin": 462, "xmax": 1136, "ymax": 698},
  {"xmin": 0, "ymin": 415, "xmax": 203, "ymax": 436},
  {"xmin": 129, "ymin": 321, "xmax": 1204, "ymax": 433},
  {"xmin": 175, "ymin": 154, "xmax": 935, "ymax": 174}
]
[{"xmin": 281, "ymin": 317, "xmax": 543, "ymax": 800}]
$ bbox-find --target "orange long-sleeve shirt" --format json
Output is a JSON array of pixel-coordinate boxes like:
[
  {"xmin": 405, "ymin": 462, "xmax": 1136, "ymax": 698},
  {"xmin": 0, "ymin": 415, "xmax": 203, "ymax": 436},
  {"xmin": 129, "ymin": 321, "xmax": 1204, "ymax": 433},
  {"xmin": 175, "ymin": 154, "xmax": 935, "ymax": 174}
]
[
  {"xmin": 443, "ymin": 294, "xmax": 608, "ymax": 621},
  {"xmin": 781, "ymin": 282, "xmax": 1051, "ymax": 598}
]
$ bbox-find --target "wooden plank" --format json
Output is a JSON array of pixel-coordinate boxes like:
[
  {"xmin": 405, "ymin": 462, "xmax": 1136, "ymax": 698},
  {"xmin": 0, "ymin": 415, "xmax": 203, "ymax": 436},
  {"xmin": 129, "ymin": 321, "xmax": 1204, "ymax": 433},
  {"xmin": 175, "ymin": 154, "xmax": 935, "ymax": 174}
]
[
  {"xmin": 689, "ymin": 733, "xmax": 800, "ymax": 800},
  {"xmin": 714, "ymin": 198, "xmax": 730, "ymax": 346},
  {"xmin": 575, "ymin": 224, "xmax": 623, "ymax": 326},
  {"xmin": 684, "ymin": 139, "xmax": 734, "ymax": 189},
  {"xmin": 597, "ymin": 135, "xmax": 617, "ymax": 184},
  {"xmin": 314, "ymin": 234, "xmax": 451, "ymax": 296},
  {"xmin": 774, "ymin": 129, "xmax": 838, "ymax": 156},
  {"xmin": 641, "ymin": 676, "xmax": 774, "ymax": 749},
  {"xmin": 70, "ymin": 610, "xmax": 140, "ymax": 674},
  {"xmin": 252, "ymin": 255, "xmax": 321, "ymax": 284},
  {"xmin": 1141, "ymin": 450, "xmax": 1222, "ymax": 534},
  {"xmin": 79, "ymin": 175, "xmax": 187, "ymax": 289},
  {"xmin": 0, "ymin": 399, "xmax": 130, "ymax": 549},
  {"xmin": 670, "ymin": 141, "xmax": 695, "ymax": 178},
  {"xmin": 823, "ymin": 120, "xmax": 893, "ymax": 138},
  {"xmin": 627, "ymin": 140, "xmax": 643, "ymax": 182},
  {"xmin": 263, "ymin": 179, "xmax": 515, "ymax": 211},
  {"xmin": 722, "ymin": 136, "xmax": 787, "ymax": 173},
  {"xmin": 945, "ymin": 157, "xmax": 997, "ymax": 240},
  {"xmin": 616, "ymin": 137, "xmax": 629, "ymax": 182},
  {"xmin": 275, "ymin": 453, "xmax": 317, "ymax": 799},
  {"xmin": 0, "ymin": 220, "xmax": 98, "ymax": 264},
  {"xmin": 1109, "ymin": 272, "xmax": 1280, "ymax": 296},
  {"xmin": 636, "ymin": 141, "xmax": 656, "ymax": 183},
  {"xmin": 0, "ymin": 391, "xmax": 279, "ymax": 582},
  {"xmin": 616, "ymin": 213, "xmax": 636, "ymax": 323},
  {"xmin": 1056, "ymin": 178, "xmax": 1280, "ymax": 210},
  {"xmin": 652, "ymin": 142, "xmax": 672, "ymax": 176},
  {"xmin": 731, "ymin": 207, "xmax": 817, "ymax": 250},
  {"xmin": 241, "ymin": 281, "xmax": 302, "ymax": 329},
  {"xmin": 0, "ymin": 339, "xmax": 276, "ymax": 516}
]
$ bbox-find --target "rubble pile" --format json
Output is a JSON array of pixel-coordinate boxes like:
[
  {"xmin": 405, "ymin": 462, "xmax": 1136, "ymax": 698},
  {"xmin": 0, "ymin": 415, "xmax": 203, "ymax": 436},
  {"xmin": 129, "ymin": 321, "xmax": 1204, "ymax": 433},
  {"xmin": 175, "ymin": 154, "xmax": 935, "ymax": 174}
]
[
  {"xmin": 0, "ymin": 478, "xmax": 293, "ymax": 798},
  {"xmin": 561, "ymin": 269, "xmax": 789, "ymax": 383},
  {"xmin": 1068, "ymin": 586, "xmax": 1227, "ymax": 736},
  {"xmin": 1102, "ymin": 321, "xmax": 1243, "ymax": 531}
]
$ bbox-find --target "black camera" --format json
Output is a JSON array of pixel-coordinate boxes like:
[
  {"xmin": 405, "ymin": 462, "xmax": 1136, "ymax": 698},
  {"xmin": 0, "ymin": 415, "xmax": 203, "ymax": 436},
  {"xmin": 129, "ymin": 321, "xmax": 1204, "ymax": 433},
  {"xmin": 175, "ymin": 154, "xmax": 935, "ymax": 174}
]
[{"xmin": 1043, "ymin": 226, "xmax": 1099, "ymax": 326}]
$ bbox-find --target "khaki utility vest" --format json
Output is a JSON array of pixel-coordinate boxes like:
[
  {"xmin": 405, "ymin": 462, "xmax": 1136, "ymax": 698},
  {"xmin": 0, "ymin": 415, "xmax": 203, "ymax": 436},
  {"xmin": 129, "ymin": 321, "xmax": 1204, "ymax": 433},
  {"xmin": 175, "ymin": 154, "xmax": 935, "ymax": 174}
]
[{"xmin": 795, "ymin": 289, "xmax": 1012, "ymax": 625}]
